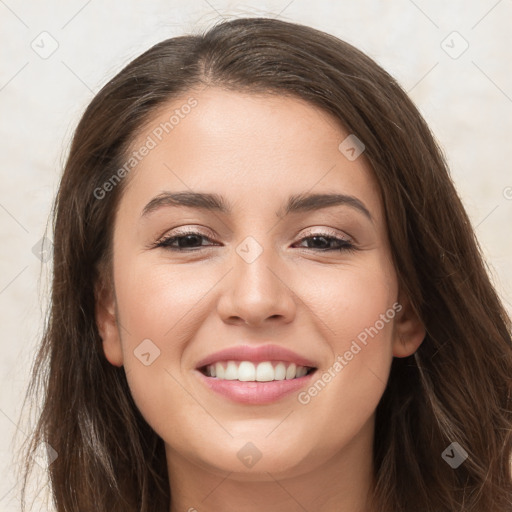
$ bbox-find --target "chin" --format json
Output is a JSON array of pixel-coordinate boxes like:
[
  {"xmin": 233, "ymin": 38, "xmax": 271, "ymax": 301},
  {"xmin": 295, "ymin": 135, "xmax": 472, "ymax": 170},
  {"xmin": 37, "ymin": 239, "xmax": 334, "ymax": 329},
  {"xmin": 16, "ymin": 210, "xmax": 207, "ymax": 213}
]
[{"xmin": 183, "ymin": 436, "xmax": 319, "ymax": 480}]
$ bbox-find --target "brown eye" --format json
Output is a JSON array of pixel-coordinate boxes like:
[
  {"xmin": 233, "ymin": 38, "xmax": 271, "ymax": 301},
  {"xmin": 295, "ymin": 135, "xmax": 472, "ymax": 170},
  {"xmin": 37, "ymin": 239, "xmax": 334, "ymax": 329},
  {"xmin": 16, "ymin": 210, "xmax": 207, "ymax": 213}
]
[
  {"xmin": 293, "ymin": 232, "xmax": 356, "ymax": 252},
  {"xmin": 155, "ymin": 231, "xmax": 218, "ymax": 251}
]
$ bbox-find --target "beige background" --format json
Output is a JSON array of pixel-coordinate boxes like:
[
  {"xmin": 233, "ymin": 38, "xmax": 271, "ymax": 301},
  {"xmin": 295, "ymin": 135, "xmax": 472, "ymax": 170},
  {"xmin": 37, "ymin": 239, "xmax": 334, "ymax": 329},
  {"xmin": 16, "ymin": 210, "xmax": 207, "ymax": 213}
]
[{"xmin": 1, "ymin": 0, "xmax": 511, "ymax": 509}]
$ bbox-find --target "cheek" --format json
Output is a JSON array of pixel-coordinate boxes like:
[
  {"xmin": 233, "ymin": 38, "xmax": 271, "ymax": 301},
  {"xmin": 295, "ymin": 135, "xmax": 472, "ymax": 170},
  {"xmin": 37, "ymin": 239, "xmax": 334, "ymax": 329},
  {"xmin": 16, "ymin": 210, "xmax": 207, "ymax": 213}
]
[
  {"xmin": 115, "ymin": 261, "xmax": 211, "ymax": 342},
  {"xmin": 111, "ymin": 259, "xmax": 205, "ymax": 414},
  {"xmin": 308, "ymin": 254, "xmax": 397, "ymax": 347},
  {"xmin": 295, "ymin": 258, "xmax": 397, "ymax": 439}
]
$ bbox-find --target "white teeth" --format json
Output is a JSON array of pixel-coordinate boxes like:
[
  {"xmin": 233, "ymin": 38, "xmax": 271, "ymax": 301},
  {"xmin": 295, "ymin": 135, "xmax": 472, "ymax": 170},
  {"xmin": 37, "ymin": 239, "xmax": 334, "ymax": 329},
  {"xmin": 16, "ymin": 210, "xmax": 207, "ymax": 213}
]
[
  {"xmin": 238, "ymin": 361, "xmax": 256, "ymax": 381},
  {"xmin": 205, "ymin": 360, "xmax": 312, "ymax": 381},
  {"xmin": 274, "ymin": 362, "xmax": 286, "ymax": 380},
  {"xmin": 256, "ymin": 361, "xmax": 274, "ymax": 382},
  {"xmin": 296, "ymin": 366, "xmax": 308, "ymax": 378},
  {"xmin": 285, "ymin": 363, "xmax": 296, "ymax": 380},
  {"xmin": 224, "ymin": 361, "xmax": 238, "ymax": 380},
  {"xmin": 215, "ymin": 362, "xmax": 225, "ymax": 379}
]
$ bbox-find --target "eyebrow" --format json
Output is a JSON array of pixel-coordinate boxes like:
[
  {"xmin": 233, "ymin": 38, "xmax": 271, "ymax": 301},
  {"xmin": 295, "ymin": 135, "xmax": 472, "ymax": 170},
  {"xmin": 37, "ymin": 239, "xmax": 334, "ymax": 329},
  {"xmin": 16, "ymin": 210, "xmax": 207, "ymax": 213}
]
[{"xmin": 141, "ymin": 191, "xmax": 373, "ymax": 222}]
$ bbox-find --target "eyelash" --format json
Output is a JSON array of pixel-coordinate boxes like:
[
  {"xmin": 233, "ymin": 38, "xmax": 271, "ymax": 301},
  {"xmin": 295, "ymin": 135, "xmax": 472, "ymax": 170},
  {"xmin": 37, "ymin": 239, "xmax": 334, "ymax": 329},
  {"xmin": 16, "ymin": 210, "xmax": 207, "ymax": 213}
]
[{"xmin": 152, "ymin": 229, "xmax": 356, "ymax": 253}]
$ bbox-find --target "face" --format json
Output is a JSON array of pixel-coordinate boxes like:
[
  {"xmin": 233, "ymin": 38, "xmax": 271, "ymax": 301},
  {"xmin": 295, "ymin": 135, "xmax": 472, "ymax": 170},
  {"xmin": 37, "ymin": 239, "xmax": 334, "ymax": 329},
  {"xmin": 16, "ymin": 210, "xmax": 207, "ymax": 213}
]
[{"xmin": 96, "ymin": 87, "xmax": 424, "ymax": 481}]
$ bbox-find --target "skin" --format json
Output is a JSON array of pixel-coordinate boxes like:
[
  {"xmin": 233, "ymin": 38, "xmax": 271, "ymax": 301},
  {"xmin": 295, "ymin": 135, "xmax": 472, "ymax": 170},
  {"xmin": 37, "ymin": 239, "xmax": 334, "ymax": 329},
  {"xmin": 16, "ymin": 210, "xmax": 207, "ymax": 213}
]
[{"xmin": 96, "ymin": 87, "xmax": 425, "ymax": 512}]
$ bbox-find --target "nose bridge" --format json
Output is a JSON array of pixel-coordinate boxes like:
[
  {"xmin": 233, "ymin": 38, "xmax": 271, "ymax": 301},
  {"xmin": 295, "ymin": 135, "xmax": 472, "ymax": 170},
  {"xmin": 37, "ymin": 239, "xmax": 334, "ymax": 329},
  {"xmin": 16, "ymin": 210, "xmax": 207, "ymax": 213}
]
[
  {"xmin": 234, "ymin": 233, "xmax": 281, "ymax": 298},
  {"xmin": 218, "ymin": 233, "xmax": 296, "ymax": 325}
]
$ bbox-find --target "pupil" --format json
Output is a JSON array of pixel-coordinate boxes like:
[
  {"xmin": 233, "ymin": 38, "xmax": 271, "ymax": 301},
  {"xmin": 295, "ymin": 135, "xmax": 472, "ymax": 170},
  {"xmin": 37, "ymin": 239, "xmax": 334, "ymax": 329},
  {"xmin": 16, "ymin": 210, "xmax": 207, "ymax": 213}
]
[
  {"xmin": 311, "ymin": 236, "xmax": 328, "ymax": 248},
  {"xmin": 180, "ymin": 235, "xmax": 200, "ymax": 247}
]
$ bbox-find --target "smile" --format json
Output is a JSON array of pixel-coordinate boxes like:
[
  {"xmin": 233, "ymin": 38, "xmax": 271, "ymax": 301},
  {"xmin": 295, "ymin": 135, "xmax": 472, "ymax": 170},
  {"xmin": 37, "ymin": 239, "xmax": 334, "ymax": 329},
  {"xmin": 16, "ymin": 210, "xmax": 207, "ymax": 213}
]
[
  {"xmin": 199, "ymin": 360, "xmax": 316, "ymax": 381},
  {"xmin": 194, "ymin": 343, "xmax": 319, "ymax": 404}
]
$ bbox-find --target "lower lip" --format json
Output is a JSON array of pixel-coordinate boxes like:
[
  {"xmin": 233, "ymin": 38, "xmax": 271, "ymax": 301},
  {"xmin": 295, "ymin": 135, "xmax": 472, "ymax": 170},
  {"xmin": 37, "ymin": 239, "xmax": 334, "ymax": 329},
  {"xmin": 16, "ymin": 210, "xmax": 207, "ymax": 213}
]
[{"xmin": 195, "ymin": 370, "xmax": 316, "ymax": 405}]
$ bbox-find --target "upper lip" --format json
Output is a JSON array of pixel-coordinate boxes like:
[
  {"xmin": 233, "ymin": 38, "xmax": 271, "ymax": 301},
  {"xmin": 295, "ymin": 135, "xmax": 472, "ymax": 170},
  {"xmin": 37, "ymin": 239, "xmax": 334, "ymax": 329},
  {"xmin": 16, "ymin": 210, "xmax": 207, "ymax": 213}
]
[{"xmin": 195, "ymin": 344, "xmax": 318, "ymax": 369}]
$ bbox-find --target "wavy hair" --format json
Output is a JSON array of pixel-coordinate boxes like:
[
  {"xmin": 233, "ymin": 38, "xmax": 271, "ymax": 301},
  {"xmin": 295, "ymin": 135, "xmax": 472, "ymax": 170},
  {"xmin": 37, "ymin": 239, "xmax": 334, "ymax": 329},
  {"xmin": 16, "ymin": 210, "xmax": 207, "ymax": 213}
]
[{"xmin": 19, "ymin": 16, "xmax": 512, "ymax": 512}]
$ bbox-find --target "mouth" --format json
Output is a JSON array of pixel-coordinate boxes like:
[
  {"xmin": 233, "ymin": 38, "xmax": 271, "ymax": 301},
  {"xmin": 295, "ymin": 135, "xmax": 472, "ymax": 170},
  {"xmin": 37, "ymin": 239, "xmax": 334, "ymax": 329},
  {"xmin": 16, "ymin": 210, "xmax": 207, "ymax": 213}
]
[
  {"xmin": 198, "ymin": 360, "xmax": 317, "ymax": 381},
  {"xmin": 193, "ymin": 344, "xmax": 319, "ymax": 404}
]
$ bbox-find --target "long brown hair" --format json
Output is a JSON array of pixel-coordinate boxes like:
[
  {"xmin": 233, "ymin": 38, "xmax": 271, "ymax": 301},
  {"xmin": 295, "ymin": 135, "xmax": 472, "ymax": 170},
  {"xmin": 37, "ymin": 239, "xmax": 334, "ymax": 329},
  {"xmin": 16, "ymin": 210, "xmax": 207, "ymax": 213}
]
[{"xmin": 19, "ymin": 17, "xmax": 512, "ymax": 511}]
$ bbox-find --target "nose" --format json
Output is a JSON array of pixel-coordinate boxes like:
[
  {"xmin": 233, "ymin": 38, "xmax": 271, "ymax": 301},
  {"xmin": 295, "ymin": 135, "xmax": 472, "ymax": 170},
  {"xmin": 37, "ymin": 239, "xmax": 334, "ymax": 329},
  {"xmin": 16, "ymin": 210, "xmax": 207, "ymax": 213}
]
[{"xmin": 216, "ymin": 240, "xmax": 296, "ymax": 327}]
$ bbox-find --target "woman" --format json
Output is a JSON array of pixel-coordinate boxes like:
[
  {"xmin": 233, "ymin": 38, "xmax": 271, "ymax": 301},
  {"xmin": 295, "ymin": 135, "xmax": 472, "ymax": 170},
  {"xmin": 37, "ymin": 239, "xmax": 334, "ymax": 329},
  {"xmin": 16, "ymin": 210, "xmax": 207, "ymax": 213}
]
[{"xmin": 20, "ymin": 16, "xmax": 512, "ymax": 512}]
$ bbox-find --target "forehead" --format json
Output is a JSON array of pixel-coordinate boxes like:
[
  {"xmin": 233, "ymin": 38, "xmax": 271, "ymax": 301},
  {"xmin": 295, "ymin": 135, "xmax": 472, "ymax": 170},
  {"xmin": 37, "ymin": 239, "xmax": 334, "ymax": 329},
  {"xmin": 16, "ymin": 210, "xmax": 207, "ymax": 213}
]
[{"xmin": 121, "ymin": 87, "xmax": 382, "ymax": 220}]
